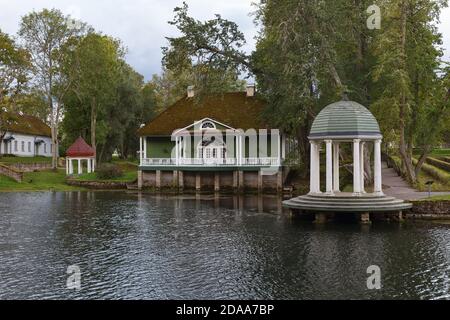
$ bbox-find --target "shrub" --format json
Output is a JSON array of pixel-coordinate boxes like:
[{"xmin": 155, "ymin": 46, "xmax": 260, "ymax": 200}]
[{"xmin": 96, "ymin": 163, "xmax": 123, "ymax": 180}]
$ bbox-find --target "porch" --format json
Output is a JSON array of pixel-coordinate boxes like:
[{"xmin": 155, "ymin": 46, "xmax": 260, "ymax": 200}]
[{"xmin": 140, "ymin": 157, "xmax": 282, "ymax": 167}]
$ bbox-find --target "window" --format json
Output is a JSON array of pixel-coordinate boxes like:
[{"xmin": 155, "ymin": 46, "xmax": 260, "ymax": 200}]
[
  {"xmin": 44, "ymin": 143, "xmax": 47, "ymax": 153},
  {"xmin": 21, "ymin": 141, "xmax": 25, "ymax": 152},
  {"xmin": 222, "ymin": 148, "xmax": 226, "ymax": 159},
  {"xmin": 201, "ymin": 121, "xmax": 215, "ymax": 130},
  {"xmin": 205, "ymin": 149, "xmax": 211, "ymax": 159},
  {"xmin": 212, "ymin": 148, "xmax": 217, "ymax": 158},
  {"xmin": 14, "ymin": 141, "xmax": 17, "ymax": 152},
  {"xmin": 50, "ymin": 144, "xmax": 53, "ymax": 153},
  {"xmin": 28, "ymin": 142, "xmax": 31, "ymax": 152}
]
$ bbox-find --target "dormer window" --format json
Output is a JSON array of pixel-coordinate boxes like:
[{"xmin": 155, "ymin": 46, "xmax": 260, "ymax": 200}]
[{"xmin": 201, "ymin": 121, "xmax": 216, "ymax": 130}]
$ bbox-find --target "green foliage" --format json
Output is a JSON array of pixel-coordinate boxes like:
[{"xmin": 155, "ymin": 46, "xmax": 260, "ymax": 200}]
[
  {"xmin": 162, "ymin": 2, "xmax": 249, "ymax": 98},
  {"xmin": 61, "ymin": 31, "xmax": 150, "ymax": 162},
  {"xmin": 0, "ymin": 29, "xmax": 30, "ymax": 101},
  {"xmin": 18, "ymin": 8, "xmax": 88, "ymax": 168},
  {"xmin": 96, "ymin": 163, "xmax": 123, "ymax": 180},
  {"xmin": 0, "ymin": 29, "xmax": 31, "ymax": 146}
]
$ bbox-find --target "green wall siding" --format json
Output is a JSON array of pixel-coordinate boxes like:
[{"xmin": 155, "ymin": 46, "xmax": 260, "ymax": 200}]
[{"xmin": 146, "ymin": 137, "xmax": 175, "ymax": 158}]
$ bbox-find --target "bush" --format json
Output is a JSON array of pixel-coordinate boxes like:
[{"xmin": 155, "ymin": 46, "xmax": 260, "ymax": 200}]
[{"xmin": 96, "ymin": 163, "xmax": 123, "ymax": 180}]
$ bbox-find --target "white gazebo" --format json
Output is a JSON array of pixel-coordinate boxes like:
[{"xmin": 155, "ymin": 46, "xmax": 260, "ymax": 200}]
[
  {"xmin": 283, "ymin": 99, "xmax": 412, "ymax": 223},
  {"xmin": 65, "ymin": 136, "xmax": 96, "ymax": 175}
]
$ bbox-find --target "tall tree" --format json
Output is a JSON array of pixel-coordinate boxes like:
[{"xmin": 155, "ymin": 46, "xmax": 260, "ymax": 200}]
[
  {"xmin": 372, "ymin": 0, "xmax": 448, "ymax": 183},
  {"xmin": 162, "ymin": 2, "xmax": 250, "ymax": 97},
  {"xmin": 62, "ymin": 32, "xmax": 123, "ymax": 156},
  {"xmin": 19, "ymin": 9, "xmax": 86, "ymax": 168},
  {"xmin": 0, "ymin": 29, "xmax": 30, "ymax": 156}
]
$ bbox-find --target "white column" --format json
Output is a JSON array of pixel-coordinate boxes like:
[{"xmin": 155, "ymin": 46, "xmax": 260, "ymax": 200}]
[
  {"xmin": 66, "ymin": 159, "xmax": 69, "ymax": 175},
  {"xmin": 325, "ymin": 140, "xmax": 333, "ymax": 195},
  {"xmin": 374, "ymin": 139, "xmax": 383, "ymax": 195},
  {"xmin": 333, "ymin": 142, "xmax": 340, "ymax": 192},
  {"xmin": 239, "ymin": 135, "xmax": 244, "ymax": 166},
  {"xmin": 69, "ymin": 158, "xmax": 73, "ymax": 174},
  {"xmin": 92, "ymin": 158, "xmax": 96, "ymax": 172},
  {"xmin": 360, "ymin": 142, "xmax": 366, "ymax": 193},
  {"xmin": 277, "ymin": 132, "xmax": 281, "ymax": 165},
  {"xmin": 139, "ymin": 137, "xmax": 143, "ymax": 164},
  {"xmin": 87, "ymin": 158, "xmax": 92, "ymax": 173},
  {"xmin": 175, "ymin": 136, "xmax": 179, "ymax": 165},
  {"xmin": 353, "ymin": 139, "xmax": 361, "ymax": 195},
  {"xmin": 143, "ymin": 136, "xmax": 147, "ymax": 160},
  {"xmin": 235, "ymin": 135, "xmax": 239, "ymax": 165},
  {"xmin": 309, "ymin": 141, "xmax": 321, "ymax": 194},
  {"xmin": 78, "ymin": 159, "xmax": 82, "ymax": 175},
  {"xmin": 309, "ymin": 141, "xmax": 316, "ymax": 193}
]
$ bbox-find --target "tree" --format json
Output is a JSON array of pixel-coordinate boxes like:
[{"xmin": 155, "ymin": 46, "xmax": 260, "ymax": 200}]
[
  {"xmin": 62, "ymin": 32, "xmax": 123, "ymax": 157},
  {"xmin": 162, "ymin": 2, "xmax": 249, "ymax": 97},
  {"xmin": 0, "ymin": 29, "xmax": 30, "ymax": 156},
  {"xmin": 372, "ymin": 0, "xmax": 448, "ymax": 183},
  {"xmin": 19, "ymin": 8, "xmax": 87, "ymax": 169}
]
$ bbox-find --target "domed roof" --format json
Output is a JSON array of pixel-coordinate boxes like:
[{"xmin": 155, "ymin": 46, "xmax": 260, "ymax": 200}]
[{"xmin": 309, "ymin": 100, "xmax": 382, "ymax": 140}]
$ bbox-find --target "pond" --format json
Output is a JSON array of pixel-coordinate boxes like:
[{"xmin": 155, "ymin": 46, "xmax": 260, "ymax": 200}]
[{"xmin": 0, "ymin": 192, "xmax": 449, "ymax": 299}]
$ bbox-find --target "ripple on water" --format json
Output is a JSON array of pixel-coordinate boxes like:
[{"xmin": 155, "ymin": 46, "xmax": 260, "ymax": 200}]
[{"xmin": 0, "ymin": 192, "xmax": 450, "ymax": 299}]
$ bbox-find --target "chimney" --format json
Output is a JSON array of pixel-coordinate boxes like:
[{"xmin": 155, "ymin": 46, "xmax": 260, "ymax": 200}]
[
  {"xmin": 246, "ymin": 84, "xmax": 255, "ymax": 97},
  {"xmin": 187, "ymin": 85, "xmax": 195, "ymax": 98}
]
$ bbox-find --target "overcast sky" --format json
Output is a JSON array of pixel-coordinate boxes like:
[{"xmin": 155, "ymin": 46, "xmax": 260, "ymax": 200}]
[{"xmin": 1, "ymin": 1, "xmax": 449, "ymax": 81}]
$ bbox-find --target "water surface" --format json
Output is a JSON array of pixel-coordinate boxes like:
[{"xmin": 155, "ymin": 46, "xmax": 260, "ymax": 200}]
[{"xmin": 0, "ymin": 192, "xmax": 449, "ymax": 299}]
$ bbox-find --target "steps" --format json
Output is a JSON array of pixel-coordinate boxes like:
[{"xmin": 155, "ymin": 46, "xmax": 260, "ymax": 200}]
[{"xmin": 283, "ymin": 193, "xmax": 413, "ymax": 213}]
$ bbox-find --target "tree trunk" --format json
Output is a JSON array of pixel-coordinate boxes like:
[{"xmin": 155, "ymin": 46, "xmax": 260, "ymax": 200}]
[
  {"xmin": 398, "ymin": 0, "xmax": 416, "ymax": 183},
  {"xmin": 90, "ymin": 97, "xmax": 97, "ymax": 155},
  {"xmin": 414, "ymin": 146, "xmax": 431, "ymax": 177}
]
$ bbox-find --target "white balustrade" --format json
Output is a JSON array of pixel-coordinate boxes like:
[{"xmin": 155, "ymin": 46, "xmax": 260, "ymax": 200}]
[{"xmin": 140, "ymin": 157, "xmax": 280, "ymax": 167}]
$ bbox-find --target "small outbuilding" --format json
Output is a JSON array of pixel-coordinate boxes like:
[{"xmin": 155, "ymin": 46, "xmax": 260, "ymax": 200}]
[{"xmin": 66, "ymin": 137, "xmax": 96, "ymax": 175}]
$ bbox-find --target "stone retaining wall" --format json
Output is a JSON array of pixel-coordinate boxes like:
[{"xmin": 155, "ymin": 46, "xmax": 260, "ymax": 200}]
[
  {"xmin": 66, "ymin": 179, "xmax": 128, "ymax": 190},
  {"xmin": 405, "ymin": 200, "xmax": 450, "ymax": 219},
  {"xmin": 0, "ymin": 164, "xmax": 23, "ymax": 182},
  {"xmin": 7, "ymin": 163, "xmax": 53, "ymax": 172}
]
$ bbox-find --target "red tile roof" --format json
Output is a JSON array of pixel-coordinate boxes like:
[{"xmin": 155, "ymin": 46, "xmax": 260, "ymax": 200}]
[{"xmin": 66, "ymin": 137, "xmax": 95, "ymax": 157}]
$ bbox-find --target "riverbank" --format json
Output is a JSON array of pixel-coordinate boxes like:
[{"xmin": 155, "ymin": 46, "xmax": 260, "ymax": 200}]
[{"xmin": 0, "ymin": 169, "xmax": 84, "ymax": 191}]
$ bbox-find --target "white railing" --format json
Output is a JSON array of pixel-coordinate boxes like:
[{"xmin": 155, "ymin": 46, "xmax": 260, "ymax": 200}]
[{"xmin": 140, "ymin": 157, "xmax": 280, "ymax": 167}]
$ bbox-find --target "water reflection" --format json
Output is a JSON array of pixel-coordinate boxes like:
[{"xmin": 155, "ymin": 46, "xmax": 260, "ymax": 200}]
[{"xmin": 0, "ymin": 191, "xmax": 449, "ymax": 299}]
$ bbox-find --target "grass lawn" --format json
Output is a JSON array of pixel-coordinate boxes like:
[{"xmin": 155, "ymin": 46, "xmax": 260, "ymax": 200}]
[
  {"xmin": 75, "ymin": 170, "xmax": 137, "ymax": 182},
  {"xmin": 419, "ymin": 195, "xmax": 450, "ymax": 201},
  {"xmin": 0, "ymin": 169, "xmax": 83, "ymax": 191},
  {"xmin": 413, "ymin": 148, "xmax": 450, "ymax": 157},
  {"xmin": 73, "ymin": 160, "xmax": 138, "ymax": 182},
  {"xmin": 415, "ymin": 171, "xmax": 450, "ymax": 192},
  {"xmin": 0, "ymin": 156, "xmax": 51, "ymax": 164}
]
